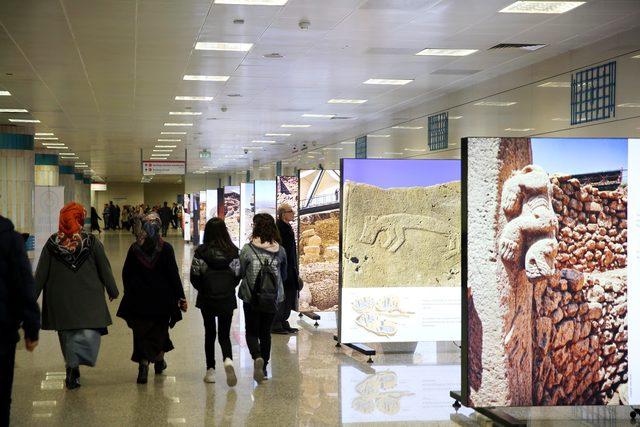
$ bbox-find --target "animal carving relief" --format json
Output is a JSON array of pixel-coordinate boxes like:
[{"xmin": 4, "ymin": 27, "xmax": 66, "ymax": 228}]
[
  {"xmin": 499, "ymin": 164, "xmax": 559, "ymax": 280},
  {"xmin": 359, "ymin": 213, "xmax": 459, "ymax": 256}
]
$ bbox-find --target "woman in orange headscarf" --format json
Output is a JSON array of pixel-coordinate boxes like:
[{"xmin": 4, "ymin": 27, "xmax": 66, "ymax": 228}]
[{"xmin": 35, "ymin": 202, "xmax": 119, "ymax": 390}]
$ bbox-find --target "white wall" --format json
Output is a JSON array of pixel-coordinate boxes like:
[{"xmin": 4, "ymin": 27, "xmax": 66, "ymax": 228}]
[{"xmin": 143, "ymin": 183, "xmax": 184, "ymax": 207}]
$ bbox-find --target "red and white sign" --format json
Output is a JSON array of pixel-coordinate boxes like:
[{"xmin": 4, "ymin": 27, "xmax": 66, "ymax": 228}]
[{"xmin": 142, "ymin": 160, "xmax": 186, "ymax": 175}]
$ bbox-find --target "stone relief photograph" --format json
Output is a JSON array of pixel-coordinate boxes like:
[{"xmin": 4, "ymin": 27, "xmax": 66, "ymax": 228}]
[
  {"xmin": 223, "ymin": 186, "xmax": 240, "ymax": 247},
  {"xmin": 298, "ymin": 170, "xmax": 341, "ymax": 312},
  {"xmin": 464, "ymin": 137, "xmax": 630, "ymax": 408}
]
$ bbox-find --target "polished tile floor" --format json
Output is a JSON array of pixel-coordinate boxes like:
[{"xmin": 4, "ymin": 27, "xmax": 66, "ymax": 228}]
[{"xmin": 10, "ymin": 232, "xmax": 640, "ymax": 426}]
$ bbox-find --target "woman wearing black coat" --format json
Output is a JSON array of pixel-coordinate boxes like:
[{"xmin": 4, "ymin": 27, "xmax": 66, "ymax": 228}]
[
  {"xmin": 190, "ymin": 217, "xmax": 240, "ymax": 386},
  {"xmin": 117, "ymin": 213, "xmax": 187, "ymax": 384}
]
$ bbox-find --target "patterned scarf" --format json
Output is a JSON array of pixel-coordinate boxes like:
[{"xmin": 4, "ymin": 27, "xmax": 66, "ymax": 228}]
[
  {"xmin": 47, "ymin": 202, "xmax": 93, "ymax": 271},
  {"xmin": 132, "ymin": 212, "xmax": 163, "ymax": 268}
]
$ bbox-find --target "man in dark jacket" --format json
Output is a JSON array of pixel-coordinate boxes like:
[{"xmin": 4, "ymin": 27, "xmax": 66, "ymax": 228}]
[
  {"xmin": 158, "ymin": 202, "xmax": 173, "ymax": 237},
  {"xmin": 273, "ymin": 204, "xmax": 299, "ymax": 334},
  {"xmin": 0, "ymin": 215, "xmax": 40, "ymax": 426}
]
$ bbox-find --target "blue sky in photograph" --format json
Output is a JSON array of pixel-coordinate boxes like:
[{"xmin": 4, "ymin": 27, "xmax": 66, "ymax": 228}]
[
  {"xmin": 342, "ymin": 159, "xmax": 461, "ymax": 188},
  {"xmin": 531, "ymin": 138, "xmax": 628, "ymax": 176},
  {"xmin": 254, "ymin": 180, "xmax": 276, "ymax": 211}
]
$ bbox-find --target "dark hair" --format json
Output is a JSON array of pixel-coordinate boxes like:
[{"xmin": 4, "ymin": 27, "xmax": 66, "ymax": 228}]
[
  {"xmin": 203, "ymin": 217, "xmax": 239, "ymax": 258},
  {"xmin": 251, "ymin": 213, "xmax": 281, "ymax": 244}
]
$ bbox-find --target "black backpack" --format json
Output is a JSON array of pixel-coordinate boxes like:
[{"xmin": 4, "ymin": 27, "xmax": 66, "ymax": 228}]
[{"xmin": 248, "ymin": 244, "xmax": 279, "ymax": 313}]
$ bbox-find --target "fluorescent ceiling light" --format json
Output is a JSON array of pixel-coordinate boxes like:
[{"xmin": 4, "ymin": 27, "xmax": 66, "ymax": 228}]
[
  {"xmin": 214, "ymin": 0, "xmax": 288, "ymax": 4},
  {"xmin": 252, "ymin": 140, "xmax": 276, "ymax": 143},
  {"xmin": 322, "ymin": 147, "xmax": 343, "ymax": 151},
  {"xmin": 164, "ymin": 123, "xmax": 193, "ymax": 127},
  {"xmin": 265, "ymin": 133, "xmax": 290, "ymax": 136},
  {"xmin": 392, "ymin": 125, "xmax": 423, "ymax": 130},
  {"xmin": 302, "ymin": 114, "xmax": 335, "ymax": 118},
  {"xmin": 0, "ymin": 91, "xmax": 10, "ymax": 96},
  {"xmin": 341, "ymin": 141, "xmax": 355, "ymax": 145},
  {"xmin": 35, "ymin": 137, "xmax": 59, "ymax": 140},
  {"xmin": 552, "ymin": 117, "xmax": 570, "ymax": 121},
  {"xmin": 183, "ymin": 75, "xmax": 230, "ymax": 82},
  {"xmin": 618, "ymin": 103, "xmax": 640, "ymax": 108},
  {"xmin": 59, "ymin": 153, "xmax": 76, "ymax": 156},
  {"xmin": 416, "ymin": 48, "xmax": 478, "ymax": 56},
  {"xmin": 383, "ymin": 152, "xmax": 403, "ymax": 155},
  {"xmin": 328, "ymin": 99, "xmax": 367, "ymax": 104},
  {"xmin": 161, "ymin": 131, "xmax": 187, "ymax": 135},
  {"xmin": 46, "ymin": 146, "xmax": 68, "ymax": 150},
  {"xmin": 157, "ymin": 139, "xmax": 181, "ymax": 142},
  {"xmin": 175, "ymin": 96, "xmax": 213, "ymax": 101},
  {"xmin": 153, "ymin": 149, "xmax": 173, "ymax": 152},
  {"xmin": 9, "ymin": 118, "xmax": 40, "ymax": 123},
  {"xmin": 195, "ymin": 42, "xmax": 253, "ymax": 52},
  {"xmin": 367, "ymin": 134, "xmax": 390, "ymax": 138},
  {"xmin": 0, "ymin": 108, "xmax": 28, "ymax": 113},
  {"xmin": 155, "ymin": 145, "xmax": 177, "ymax": 148},
  {"xmin": 538, "ymin": 81, "xmax": 571, "ymax": 88},
  {"xmin": 505, "ymin": 128, "xmax": 535, "ymax": 131},
  {"xmin": 43, "ymin": 143, "xmax": 66, "ymax": 146},
  {"xmin": 281, "ymin": 124, "xmax": 311, "ymax": 128},
  {"xmin": 474, "ymin": 101, "xmax": 517, "ymax": 107},
  {"xmin": 169, "ymin": 111, "xmax": 202, "ymax": 116},
  {"xmin": 363, "ymin": 79, "xmax": 413, "ymax": 85},
  {"xmin": 632, "ymin": 54, "xmax": 640, "ymax": 59},
  {"xmin": 62, "ymin": 156, "xmax": 79, "ymax": 160},
  {"xmin": 500, "ymin": 1, "xmax": 585, "ymax": 14},
  {"xmin": 404, "ymin": 148, "xmax": 427, "ymax": 152},
  {"xmin": 35, "ymin": 132, "xmax": 54, "ymax": 136},
  {"xmin": 449, "ymin": 116, "xmax": 463, "ymax": 120}
]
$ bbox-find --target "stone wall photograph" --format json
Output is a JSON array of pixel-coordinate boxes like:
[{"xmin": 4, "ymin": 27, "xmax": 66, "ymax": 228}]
[
  {"xmin": 464, "ymin": 137, "xmax": 629, "ymax": 408},
  {"xmin": 224, "ymin": 186, "xmax": 240, "ymax": 246}
]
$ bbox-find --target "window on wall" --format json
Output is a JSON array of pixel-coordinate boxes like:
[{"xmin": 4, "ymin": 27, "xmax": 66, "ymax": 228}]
[
  {"xmin": 428, "ymin": 112, "xmax": 448, "ymax": 151},
  {"xmin": 571, "ymin": 61, "xmax": 616, "ymax": 125}
]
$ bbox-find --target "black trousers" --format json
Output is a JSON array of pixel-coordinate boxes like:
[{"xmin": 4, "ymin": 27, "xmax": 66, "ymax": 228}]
[
  {"xmin": 0, "ymin": 341, "xmax": 17, "ymax": 427},
  {"xmin": 243, "ymin": 303, "xmax": 275, "ymax": 364},
  {"xmin": 273, "ymin": 286, "xmax": 296, "ymax": 330},
  {"xmin": 201, "ymin": 310, "xmax": 233, "ymax": 370},
  {"xmin": 161, "ymin": 223, "xmax": 169, "ymax": 237}
]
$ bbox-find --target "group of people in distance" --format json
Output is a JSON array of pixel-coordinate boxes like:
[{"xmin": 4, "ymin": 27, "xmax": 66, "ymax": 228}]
[
  {"xmin": 91, "ymin": 201, "xmax": 183, "ymax": 237},
  {"xmin": 0, "ymin": 199, "xmax": 300, "ymax": 424}
]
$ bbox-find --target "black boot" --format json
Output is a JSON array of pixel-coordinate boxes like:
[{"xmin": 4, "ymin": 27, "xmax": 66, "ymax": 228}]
[
  {"xmin": 65, "ymin": 367, "xmax": 81, "ymax": 390},
  {"xmin": 137, "ymin": 363, "xmax": 149, "ymax": 384},
  {"xmin": 263, "ymin": 361, "xmax": 269, "ymax": 381},
  {"xmin": 154, "ymin": 359, "xmax": 167, "ymax": 375}
]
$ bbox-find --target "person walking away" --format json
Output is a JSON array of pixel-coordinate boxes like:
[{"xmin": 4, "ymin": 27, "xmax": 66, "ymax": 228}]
[
  {"xmin": 102, "ymin": 203, "xmax": 111, "ymax": 230},
  {"xmin": 273, "ymin": 204, "xmax": 300, "ymax": 334},
  {"xmin": 114, "ymin": 205, "xmax": 121, "ymax": 230},
  {"xmin": 90, "ymin": 207, "xmax": 102, "ymax": 234},
  {"xmin": 190, "ymin": 218, "xmax": 240, "ymax": 386},
  {"xmin": 158, "ymin": 202, "xmax": 172, "ymax": 238},
  {"xmin": 238, "ymin": 213, "xmax": 287, "ymax": 383},
  {"xmin": 35, "ymin": 202, "xmax": 119, "ymax": 390},
  {"xmin": 0, "ymin": 214, "xmax": 40, "ymax": 426},
  {"xmin": 117, "ymin": 213, "xmax": 187, "ymax": 384},
  {"xmin": 171, "ymin": 203, "xmax": 179, "ymax": 229},
  {"xmin": 108, "ymin": 201, "xmax": 116, "ymax": 230}
]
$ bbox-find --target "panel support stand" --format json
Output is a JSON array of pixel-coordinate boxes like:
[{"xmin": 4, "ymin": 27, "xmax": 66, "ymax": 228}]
[
  {"xmin": 334, "ymin": 335, "xmax": 375, "ymax": 364},
  {"xmin": 449, "ymin": 391, "xmax": 526, "ymax": 427},
  {"xmin": 298, "ymin": 311, "xmax": 320, "ymax": 327}
]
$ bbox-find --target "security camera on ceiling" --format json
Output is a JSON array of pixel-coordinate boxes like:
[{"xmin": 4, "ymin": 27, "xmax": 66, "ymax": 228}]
[
  {"xmin": 221, "ymin": 106, "xmax": 228, "ymax": 112},
  {"xmin": 298, "ymin": 19, "xmax": 310, "ymax": 30}
]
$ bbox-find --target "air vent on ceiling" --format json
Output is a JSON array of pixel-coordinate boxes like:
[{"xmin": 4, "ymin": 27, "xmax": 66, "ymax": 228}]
[
  {"xmin": 330, "ymin": 116, "xmax": 354, "ymax": 120},
  {"xmin": 431, "ymin": 69, "xmax": 481, "ymax": 76},
  {"xmin": 263, "ymin": 53, "xmax": 283, "ymax": 59},
  {"xmin": 227, "ymin": 94, "xmax": 242, "ymax": 97},
  {"xmin": 360, "ymin": 0, "xmax": 436, "ymax": 10},
  {"xmin": 489, "ymin": 43, "xmax": 546, "ymax": 51}
]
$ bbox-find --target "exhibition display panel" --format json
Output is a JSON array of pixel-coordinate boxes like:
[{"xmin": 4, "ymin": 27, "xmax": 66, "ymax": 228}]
[
  {"xmin": 277, "ymin": 175, "xmax": 299, "ymax": 241},
  {"xmin": 338, "ymin": 159, "xmax": 461, "ymax": 344},
  {"xmin": 182, "ymin": 193, "xmax": 191, "ymax": 242},
  {"xmin": 190, "ymin": 192, "xmax": 200, "ymax": 245},
  {"xmin": 224, "ymin": 186, "xmax": 241, "ymax": 247},
  {"xmin": 462, "ymin": 137, "xmax": 638, "ymax": 408},
  {"xmin": 240, "ymin": 183, "xmax": 255, "ymax": 247},
  {"xmin": 205, "ymin": 189, "xmax": 220, "ymax": 221},
  {"xmin": 198, "ymin": 190, "xmax": 206, "ymax": 244},
  {"xmin": 298, "ymin": 169, "xmax": 341, "ymax": 312},
  {"xmin": 254, "ymin": 180, "xmax": 277, "ymax": 218}
]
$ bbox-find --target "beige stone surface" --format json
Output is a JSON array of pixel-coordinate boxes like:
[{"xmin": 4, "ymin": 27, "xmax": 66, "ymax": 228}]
[{"xmin": 342, "ymin": 180, "xmax": 461, "ymax": 288}]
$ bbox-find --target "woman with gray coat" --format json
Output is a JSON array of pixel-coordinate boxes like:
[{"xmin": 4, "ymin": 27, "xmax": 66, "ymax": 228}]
[{"xmin": 35, "ymin": 202, "xmax": 119, "ymax": 390}]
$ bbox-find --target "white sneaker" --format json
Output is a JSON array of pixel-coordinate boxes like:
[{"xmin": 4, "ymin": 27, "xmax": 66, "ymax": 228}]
[
  {"xmin": 253, "ymin": 358, "xmax": 265, "ymax": 383},
  {"xmin": 224, "ymin": 358, "xmax": 237, "ymax": 387},
  {"xmin": 203, "ymin": 368, "xmax": 215, "ymax": 383}
]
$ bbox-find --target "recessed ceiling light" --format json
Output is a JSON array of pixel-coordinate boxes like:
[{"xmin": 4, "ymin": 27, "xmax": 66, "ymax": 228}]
[
  {"xmin": 505, "ymin": 128, "xmax": 535, "ymax": 131},
  {"xmin": 416, "ymin": 48, "xmax": 478, "ymax": 56},
  {"xmin": 363, "ymin": 79, "xmax": 414, "ymax": 85},
  {"xmin": 175, "ymin": 96, "xmax": 213, "ymax": 101},
  {"xmin": 35, "ymin": 132, "xmax": 54, "ymax": 136},
  {"xmin": 153, "ymin": 149, "xmax": 173, "ymax": 152},
  {"xmin": 183, "ymin": 75, "xmax": 230, "ymax": 82},
  {"xmin": 265, "ymin": 133, "xmax": 291, "ymax": 136},
  {"xmin": 161, "ymin": 131, "xmax": 187, "ymax": 135},
  {"xmin": 341, "ymin": 141, "xmax": 355, "ymax": 145},
  {"xmin": 35, "ymin": 137, "xmax": 59, "ymax": 140},
  {"xmin": 281, "ymin": 124, "xmax": 311, "ymax": 128},
  {"xmin": 404, "ymin": 148, "xmax": 427, "ymax": 152},
  {"xmin": 367, "ymin": 134, "xmax": 390, "ymax": 138},
  {"xmin": 164, "ymin": 123, "xmax": 193, "ymax": 127},
  {"xmin": 0, "ymin": 108, "xmax": 28, "ymax": 113},
  {"xmin": 59, "ymin": 153, "xmax": 76, "ymax": 156},
  {"xmin": 252, "ymin": 140, "xmax": 276, "ymax": 143},
  {"xmin": 500, "ymin": 1, "xmax": 585, "ymax": 14},
  {"xmin": 328, "ymin": 99, "xmax": 367, "ymax": 104},
  {"xmin": 302, "ymin": 114, "xmax": 335, "ymax": 118},
  {"xmin": 632, "ymin": 54, "xmax": 640, "ymax": 59},
  {"xmin": 538, "ymin": 81, "xmax": 571, "ymax": 88},
  {"xmin": 392, "ymin": 125, "xmax": 423, "ymax": 130},
  {"xmin": 618, "ymin": 103, "xmax": 640, "ymax": 108},
  {"xmin": 474, "ymin": 101, "xmax": 517, "ymax": 107},
  {"xmin": 214, "ymin": 0, "xmax": 288, "ymax": 4},
  {"xmin": 155, "ymin": 145, "xmax": 177, "ymax": 148},
  {"xmin": 0, "ymin": 91, "xmax": 10, "ymax": 96},
  {"xmin": 9, "ymin": 118, "xmax": 40, "ymax": 123},
  {"xmin": 42, "ymin": 142, "xmax": 65, "ymax": 146},
  {"xmin": 449, "ymin": 116, "xmax": 463, "ymax": 120},
  {"xmin": 552, "ymin": 117, "xmax": 570, "ymax": 121},
  {"xmin": 158, "ymin": 139, "xmax": 181, "ymax": 142},
  {"xmin": 383, "ymin": 152, "xmax": 403, "ymax": 155},
  {"xmin": 46, "ymin": 146, "xmax": 68, "ymax": 150},
  {"xmin": 169, "ymin": 111, "xmax": 202, "ymax": 115},
  {"xmin": 195, "ymin": 42, "xmax": 253, "ymax": 52}
]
